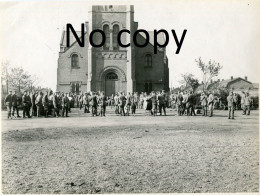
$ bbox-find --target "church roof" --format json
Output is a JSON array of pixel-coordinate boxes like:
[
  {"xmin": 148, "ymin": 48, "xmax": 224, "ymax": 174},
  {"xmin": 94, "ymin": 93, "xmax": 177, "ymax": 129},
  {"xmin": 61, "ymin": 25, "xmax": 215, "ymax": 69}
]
[
  {"xmin": 138, "ymin": 31, "xmax": 166, "ymax": 46},
  {"xmin": 60, "ymin": 30, "xmax": 83, "ymax": 47}
]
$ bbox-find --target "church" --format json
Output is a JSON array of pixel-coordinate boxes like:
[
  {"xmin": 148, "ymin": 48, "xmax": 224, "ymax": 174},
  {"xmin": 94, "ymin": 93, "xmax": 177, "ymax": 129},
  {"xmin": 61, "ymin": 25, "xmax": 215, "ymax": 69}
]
[{"xmin": 57, "ymin": 5, "xmax": 169, "ymax": 96}]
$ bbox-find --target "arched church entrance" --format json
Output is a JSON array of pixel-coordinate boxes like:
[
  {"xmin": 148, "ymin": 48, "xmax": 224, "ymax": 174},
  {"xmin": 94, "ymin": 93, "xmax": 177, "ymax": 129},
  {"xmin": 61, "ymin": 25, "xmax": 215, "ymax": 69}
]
[{"xmin": 105, "ymin": 72, "xmax": 119, "ymax": 96}]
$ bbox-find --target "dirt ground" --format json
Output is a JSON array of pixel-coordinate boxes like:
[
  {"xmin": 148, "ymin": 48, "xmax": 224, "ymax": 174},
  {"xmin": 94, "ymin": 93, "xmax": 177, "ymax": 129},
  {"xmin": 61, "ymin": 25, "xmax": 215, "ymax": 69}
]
[{"xmin": 1, "ymin": 108, "xmax": 259, "ymax": 193}]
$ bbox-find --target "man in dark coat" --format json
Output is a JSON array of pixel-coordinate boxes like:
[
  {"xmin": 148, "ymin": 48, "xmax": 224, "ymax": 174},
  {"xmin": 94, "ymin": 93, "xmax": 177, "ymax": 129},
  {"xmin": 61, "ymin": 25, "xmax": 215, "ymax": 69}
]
[
  {"xmin": 227, "ymin": 91, "xmax": 236, "ymax": 119},
  {"xmin": 42, "ymin": 92, "xmax": 49, "ymax": 118},
  {"xmin": 89, "ymin": 91, "xmax": 98, "ymax": 116},
  {"xmin": 82, "ymin": 92, "xmax": 90, "ymax": 113},
  {"xmin": 158, "ymin": 90, "xmax": 166, "ymax": 116},
  {"xmin": 186, "ymin": 91, "xmax": 196, "ymax": 116},
  {"xmin": 22, "ymin": 91, "xmax": 31, "ymax": 118},
  {"xmin": 53, "ymin": 92, "xmax": 60, "ymax": 117},
  {"xmin": 62, "ymin": 93, "xmax": 70, "ymax": 117},
  {"xmin": 5, "ymin": 91, "xmax": 13, "ymax": 119},
  {"xmin": 30, "ymin": 91, "xmax": 37, "ymax": 117},
  {"xmin": 98, "ymin": 91, "xmax": 107, "ymax": 117},
  {"xmin": 11, "ymin": 90, "xmax": 20, "ymax": 118},
  {"xmin": 119, "ymin": 92, "xmax": 126, "ymax": 116}
]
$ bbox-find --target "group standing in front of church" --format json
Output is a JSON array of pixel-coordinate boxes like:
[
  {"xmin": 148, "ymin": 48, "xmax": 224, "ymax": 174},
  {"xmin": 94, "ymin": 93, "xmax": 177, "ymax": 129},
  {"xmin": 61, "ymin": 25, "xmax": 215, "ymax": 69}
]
[{"xmin": 4, "ymin": 89, "xmax": 253, "ymax": 120}]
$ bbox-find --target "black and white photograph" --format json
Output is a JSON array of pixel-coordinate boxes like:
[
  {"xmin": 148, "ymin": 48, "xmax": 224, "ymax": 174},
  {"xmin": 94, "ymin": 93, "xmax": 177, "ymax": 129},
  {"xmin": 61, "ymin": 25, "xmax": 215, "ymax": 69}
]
[{"xmin": 0, "ymin": 0, "xmax": 259, "ymax": 194}]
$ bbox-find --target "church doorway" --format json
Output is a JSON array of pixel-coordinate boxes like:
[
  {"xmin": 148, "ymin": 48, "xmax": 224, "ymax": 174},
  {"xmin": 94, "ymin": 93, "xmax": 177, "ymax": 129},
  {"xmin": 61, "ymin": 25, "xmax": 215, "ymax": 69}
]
[{"xmin": 105, "ymin": 72, "xmax": 119, "ymax": 96}]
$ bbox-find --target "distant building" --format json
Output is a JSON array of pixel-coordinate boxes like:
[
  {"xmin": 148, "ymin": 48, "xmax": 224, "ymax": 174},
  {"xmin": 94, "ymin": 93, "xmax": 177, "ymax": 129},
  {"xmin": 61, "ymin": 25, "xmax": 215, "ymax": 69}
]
[
  {"xmin": 190, "ymin": 76, "xmax": 258, "ymax": 96},
  {"xmin": 57, "ymin": 5, "xmax": 169, "ymax": 95}
]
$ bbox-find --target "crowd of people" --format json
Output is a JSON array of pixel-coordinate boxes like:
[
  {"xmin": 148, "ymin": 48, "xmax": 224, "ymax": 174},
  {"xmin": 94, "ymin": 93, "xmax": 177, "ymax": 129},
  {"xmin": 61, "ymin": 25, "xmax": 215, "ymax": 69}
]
[{"xmin": 4, "ymin": 89, "xmax": 253, "ymax": 120}]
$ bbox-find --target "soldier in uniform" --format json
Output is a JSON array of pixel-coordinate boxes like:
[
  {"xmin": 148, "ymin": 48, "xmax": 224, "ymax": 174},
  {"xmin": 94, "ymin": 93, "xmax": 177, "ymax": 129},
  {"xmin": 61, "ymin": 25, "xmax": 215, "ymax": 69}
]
[
  {"xmin": 57, "ymin": 91, "xmax": 62, "ymax": 116},
  {"xmin": 241, "ymin": 91, "xmax": 246, "ymax": 115},
  {"xmin": 78, "ymin": 92, "xmax": 83, "ymax": 110},
  {"xmin": 227, "ymin": 91, "xmax": 236, "ymax": 119},
  {"xmin": 5, "ymin": 91, "xmax": 13, "ymax": 119},
  {"xmin": 42, "ymin": 92, "xmax": 49, "ymax": 118},
  {"xmin": 89, "ymin": 91, "xmax": 98, "ymax": 116},
  {"xmin": 119, "ymin": 92, "xmax": 126, "ymax": 116},
  {"xmin": 131, "ymin": 92, "xmax": 138, "ymax": 115},
  {"xmin": 244, "ymin": 92, "xmax": 251, "ymax": 115},
  {"xmin": 207, "ymin": 91, "xmax": 215, "ymax": 117},
  {"xmin": 98, "ymin": 91, "xmax": 107, "ymax": 117},
  {"xmin": 158, "ymin": 90, "xmax": 166, "ymax": 116},
  {"xmin": 82, "ymin": 92, "xmax": 89, "ymax": 113},
  {"xmin": 114, "ymin": 93, "xmax": 120, "ymax": 114},
  {"xmin": 125, "ymin": 92, "xmax": 131, "ymax": 116},
  {"xmin": 35, "ymin": 91, "xmax": 43, "ymax": 117},
  {"xmin": 48, "ymin": 90, "xmax": 54, "ymax": 116},
  {"xmin": 53, "ymin": 92, "xmax": 60, "ymax": 117},
  {"xmin": 186, "ymin": 91, "xmax": 196, "ymax": 116},
  {"xmin": 150, "ymin": 91, "xmax": 158, "ymax": 116},
  {"xmin": 30, "ymin": 91, "xmax": 37, "ymax": 117},
  {"xmin": 182, "ymin": 91, "xmax": 188, "ymax": 115},
  {"xmin": 200, "ymin": 92, "xmax": 208, "ymax": 116},
  {"xmin": 139, "ymin": 92, "xmax": 144, "ymax": 109},
  {"xmin": 22, "ymin": 91, "xmax": 31, "ymax": 118},
  {"xmin": 11, "ymin": 90, "xmax": 21, "ymax": 118},
  {"xmin": 62, "ymin": 92, "xmax": 70, "ymax": 117}
]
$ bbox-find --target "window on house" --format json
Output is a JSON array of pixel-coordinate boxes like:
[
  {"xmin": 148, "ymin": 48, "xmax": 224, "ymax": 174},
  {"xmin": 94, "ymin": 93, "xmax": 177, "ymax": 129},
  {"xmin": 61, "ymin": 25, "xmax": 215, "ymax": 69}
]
[
  {"xmin": 113, "ymin": 25, "xmax": 119, "ymax": 50},
  {"xmin": 144, "ymin": 82, "xmax": 153, "ymax": 93},
  {"xmin": 71, "ymin": 82, "xmax": 80, "ymax": 95},
  {"xmin": 103, "ymin": 24, "xmax": 110, "ymax": 50},
  {"xmin": 71, "ymin": 54, "xmax": 79, "ymax": 68},
  {"xmin": 145, "ymin": 54, "xmax": 152, "ymax": 67}
]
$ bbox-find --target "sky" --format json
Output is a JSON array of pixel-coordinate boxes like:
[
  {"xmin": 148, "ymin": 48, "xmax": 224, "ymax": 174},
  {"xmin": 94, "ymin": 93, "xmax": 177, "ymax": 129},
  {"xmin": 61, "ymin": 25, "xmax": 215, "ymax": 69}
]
[{"xmin": 1, "ymin": 0, "xmax": 260, "ymax": 90}]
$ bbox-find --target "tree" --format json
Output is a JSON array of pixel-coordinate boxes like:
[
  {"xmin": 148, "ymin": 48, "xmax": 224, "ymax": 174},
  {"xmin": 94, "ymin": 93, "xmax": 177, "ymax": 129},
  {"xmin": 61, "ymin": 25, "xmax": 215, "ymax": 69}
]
[
  {"xmin": 1, "ymin": 61, "xmax": 11, "ymax": 93},
  {"xmin": 180, "ymin": 73, "xmax": 200, "ymax": 92},
  {"xmin": 8, "ymin": 67, "xmax": 31, "ymax": 92},
  {"xmin": 195, "ymin": 57, "xmax": 222, "ymax": 92}
]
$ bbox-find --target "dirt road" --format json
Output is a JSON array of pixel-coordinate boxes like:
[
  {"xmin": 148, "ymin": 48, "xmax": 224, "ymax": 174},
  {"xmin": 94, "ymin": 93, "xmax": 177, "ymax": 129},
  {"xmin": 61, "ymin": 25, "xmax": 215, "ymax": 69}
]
[{"xmin": 1, "ymin": 109, "xmax": 259, "ymax": 193}]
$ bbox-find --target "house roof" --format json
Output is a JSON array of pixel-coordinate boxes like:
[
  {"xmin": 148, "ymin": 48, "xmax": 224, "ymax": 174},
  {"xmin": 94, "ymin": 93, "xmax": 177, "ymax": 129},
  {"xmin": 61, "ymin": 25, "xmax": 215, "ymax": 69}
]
[
  {"xmin": 252, "ymin": 83, "xmax": 259, "ymax": 89},
  {"xmin": 194, "ymin": 77, "xmax": 255, "ymax": 93}
]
